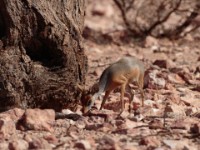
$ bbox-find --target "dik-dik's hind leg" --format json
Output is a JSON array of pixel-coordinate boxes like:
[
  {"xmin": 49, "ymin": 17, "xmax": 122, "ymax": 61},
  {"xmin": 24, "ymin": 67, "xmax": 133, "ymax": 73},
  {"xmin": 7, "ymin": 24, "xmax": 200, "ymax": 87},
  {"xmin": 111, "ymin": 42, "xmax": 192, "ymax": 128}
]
[
  {"xmin": 126, "ymin": 84, "xmax": 134, "ymax": 112},
  {"xmin": 139, "ymin": 88, "xmax": 144, "ymax": 107},
  {"xmin": 138, "ymin": 74, "xmax": 144, "ymax": 107},
  {"xmin": 120, "ymin": 84, "xmax": 126, "ymax": 113},
  {"xmin": 100, "ymin": 90, "xmax": 111, "ymax": 110}
]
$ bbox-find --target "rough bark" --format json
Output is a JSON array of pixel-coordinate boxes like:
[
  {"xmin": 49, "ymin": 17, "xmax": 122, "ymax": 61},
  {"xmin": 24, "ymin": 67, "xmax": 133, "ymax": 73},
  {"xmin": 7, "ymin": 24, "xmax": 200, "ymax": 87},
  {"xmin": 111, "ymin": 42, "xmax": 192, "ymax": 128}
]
[{"xmin": 0, "ymin": 0, "xmax": 87, "ymax": 111}]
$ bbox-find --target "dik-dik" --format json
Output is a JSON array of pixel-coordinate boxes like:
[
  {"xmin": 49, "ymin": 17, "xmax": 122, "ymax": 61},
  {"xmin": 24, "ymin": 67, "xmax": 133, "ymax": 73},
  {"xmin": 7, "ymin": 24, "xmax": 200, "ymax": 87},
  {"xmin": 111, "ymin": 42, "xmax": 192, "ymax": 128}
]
[{"xmin": 81, "ymin": 56, "xmax": 145, "ymax": 114}]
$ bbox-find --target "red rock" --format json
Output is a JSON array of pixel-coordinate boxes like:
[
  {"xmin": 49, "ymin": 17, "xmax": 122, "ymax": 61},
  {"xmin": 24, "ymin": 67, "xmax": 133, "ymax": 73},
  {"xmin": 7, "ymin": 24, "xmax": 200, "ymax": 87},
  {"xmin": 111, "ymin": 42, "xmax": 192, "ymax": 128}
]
[
  {"xmin": 74, "ymin": 140, "xmax": 91, "ymax": 150},
  {"xmin": 163, "ymin": 139, "xmax": 190, "ymax": 149},
  {"xmin": 43, "ymin": 134, "xmax": 58, "ymax": 144},
  {"xmin": 92, "ymin": 2, "xmax": 114, "ymax": 17},
  {"xmin": 119, "ymin": 111, "xmax": 130, "ymax": 119},
  {"xmin": 97, "ymin": 135, "xmax": 120, "ymax": 150},
  {"xmin": 23, "ymin": 109, "xmax": 55, "ymax": 132},
  {"xmin": 185, "ymin": 107, "xmax": 198, "ymax": 116},
  {"xmin": 9, "ymin": 139, "xmax": 29, "ymax": 150},
  {"xmin": 98, "ymin": 122, "xmax": 113, "ymax": 132},
  {"xmin": 170, "ymin": 119, "xmax": 191, "ymax": 130},
  {"xmin": 165, "ymin": 83, "xmax": 176, "ymax": 91},
  {"xmin": 0, "ymin": 141, "xmax": 9, "ymax": 149},
  {"xmin": 75, "ymin": 119, "xmax": 86, "ymax": 129},
  {"xmin": 125, "ymin": 119, "xmax": 146, "ymax": 129},
  {"xmin": 153, "ymin": 59, "xmax": 168, "ymax": 68},
  {"xmin": 167, "ymin": 73, "xmax": 185, "ymax": 84},
  {"xmin": 69, "ymin": 131, "xmax": 79, "ymax": 140},
  {"xmin": 0, "ymin": 108, "xmax": 25, "ymax": 131},
  {"xmin": 137, "ymin": 104, "xmax": 163, "ymax": 118},
  {"xmin": 67, "ymin": 124, "xmax": 80, "ymax": 134},
  {"xmin": 61, "ymin": 109, "xmax": 74, "ymax": 114},
  {"xmin": 140, "ymin": 136, "xmax": 161, "ymax": 148},
  {"xmin": 149, "ymin": 119, "xmax": 164, "ymax": 129},
  {"xmin": 191, "ymin": 111, "xmax": 200, "ymax": 118},
  {"xmin": 170, "ymin": 67, "xmax": 183, "ymax": 73},
  {"xmin": 144, "ymin": 36, "xmax": 159, "ymax": 48},
  {"xmin": 0, "ymin": 119, "xmax": 16, "ymax": 139},
  {"xmin": 129, "ymin": 113, "xmax": 144, "ymax": 122},
  {"xmin": 167, "ymin": 93, "xmax": 181, "ymax": 104},
  {"xmin": 85, "ymin": 123, "xmax": 103, "ymax": 131},
  {"xmin": 164, "ymin": 104, "xmax": 186, "ymax": 118},
  {"xmin": 151, "ymin": 45, "xmax": 160, "ymax": 51},
  {"xmin": 24, "ymin": 134, "xmax": 34, "ymax": 143},
  {"xmin": 55, "ymin": 119, "xmax": 70, "ymax": 128},
  {"xmin": 112, "ymin": 119, "xmax": 124, "ymax": 127},
  {"xmin": 190, "ymin": 123, "xmax": 200, "ymax": 134},
  {"xmin": 178, "ymin": 71, "xmax": 193, "ymax": 84},
  {"xmin": 29, "ymin": 138, "xmax": 52, "ymax": 149},
  {"xmin": 123, "ymin": 145, "xmax": 140, "ymax": 150},
  {"xmin": 143, "ymin": 99, "xmax": 156, "ymax": 107},
  {"xmin": 170, "ymin": 67, "xmax": 194, "ymax": 84},
  {"xmin": 180, "ymin": 93, "xmax": 200, "ymax": 107},
  {"xmin": 112, "ymin": 128, "xmax": 128, "ymax": 134},
  {"xmin": 145, "ymin": 70, "xmax": 166, "ymax": 89},
  {"xmin": 191, "ymin": 85, "xmax": 200, "ymax": 92},
  {"xmin": 0, "ymin": 108, "xmax": 24, "ymax": 122},
  {"xmin": 103, "ymin": 100, "xmax": 121, "ymax": 112},
  {"xmin": 195, "ymin": 66, "xmax": 200, "ymax": 73},
  {"xmin": 132, "ymin": 101, "xmax": 140, "ymax": 111}
]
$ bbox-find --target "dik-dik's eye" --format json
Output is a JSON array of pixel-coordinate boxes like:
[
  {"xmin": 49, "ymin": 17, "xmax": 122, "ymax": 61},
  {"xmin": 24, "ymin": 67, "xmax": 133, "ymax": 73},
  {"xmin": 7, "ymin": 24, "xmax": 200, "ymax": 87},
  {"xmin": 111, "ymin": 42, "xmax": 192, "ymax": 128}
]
[{"xmin": 86, "ymin": 100, "xmax": 92, "ymax": 106}]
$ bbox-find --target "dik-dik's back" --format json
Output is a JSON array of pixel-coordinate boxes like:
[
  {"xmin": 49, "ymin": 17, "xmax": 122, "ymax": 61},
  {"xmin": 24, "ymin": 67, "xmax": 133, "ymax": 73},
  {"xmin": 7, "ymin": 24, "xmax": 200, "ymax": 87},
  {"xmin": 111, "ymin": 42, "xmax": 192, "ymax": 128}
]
[
  {"xmin": 81, "ymin": 56, "xmax": 145, "ymax": 114},
  {"xmin": 99, "ymin": 56, "xmax": 144, "ymax": 92}
]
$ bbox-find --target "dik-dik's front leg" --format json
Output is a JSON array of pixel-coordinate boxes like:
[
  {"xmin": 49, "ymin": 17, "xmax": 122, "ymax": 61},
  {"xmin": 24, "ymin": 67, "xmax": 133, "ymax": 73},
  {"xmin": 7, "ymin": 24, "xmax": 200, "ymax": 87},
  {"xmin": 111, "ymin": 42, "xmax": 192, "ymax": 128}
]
[{"xmin": 99, "ymin": 90, "xmax": 111, "ymax": 110}]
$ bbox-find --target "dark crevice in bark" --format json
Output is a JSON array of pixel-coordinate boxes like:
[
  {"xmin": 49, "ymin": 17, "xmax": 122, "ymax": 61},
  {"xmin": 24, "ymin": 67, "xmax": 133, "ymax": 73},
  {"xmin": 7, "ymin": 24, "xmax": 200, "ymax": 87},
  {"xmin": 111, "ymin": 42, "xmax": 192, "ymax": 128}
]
[
  {"xmin": 24, "ymin": 39, "xmax": 65, "ymax": 69},
  {"xmin": 0, "ymin": 0, "xmax": 12, "ymax": 43},
  {"xmin": 0, "ymin": 13, "xmax": 6, "ymax": 38},
  {"xmin": 22, "ymin": 6, "xmax": 65, "ymax": 69}
]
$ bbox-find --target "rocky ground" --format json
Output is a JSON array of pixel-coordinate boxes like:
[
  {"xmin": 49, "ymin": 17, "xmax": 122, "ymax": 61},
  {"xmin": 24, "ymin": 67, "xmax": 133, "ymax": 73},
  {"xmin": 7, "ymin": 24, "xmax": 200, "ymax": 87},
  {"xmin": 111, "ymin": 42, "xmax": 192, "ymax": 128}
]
[{"xmin": 0, "ymin": 0, "xmax": 200, "ymax": 150}]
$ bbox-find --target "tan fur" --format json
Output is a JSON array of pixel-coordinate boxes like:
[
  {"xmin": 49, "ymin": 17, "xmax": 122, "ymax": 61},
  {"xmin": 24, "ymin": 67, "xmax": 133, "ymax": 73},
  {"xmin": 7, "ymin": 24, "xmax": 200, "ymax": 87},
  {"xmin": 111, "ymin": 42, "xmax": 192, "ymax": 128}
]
[{"xmin": 81, "ymin": 56, "xmax": 145, "ymax": 114}]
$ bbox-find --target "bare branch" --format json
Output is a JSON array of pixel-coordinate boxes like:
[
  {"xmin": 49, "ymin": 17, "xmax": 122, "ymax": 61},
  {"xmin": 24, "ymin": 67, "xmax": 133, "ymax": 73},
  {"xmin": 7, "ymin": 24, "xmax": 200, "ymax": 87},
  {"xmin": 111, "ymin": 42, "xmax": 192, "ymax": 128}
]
[
  {"xmin": 113, "ymin": 0, "xmax": 199, "ymax": 38},
  {"xmin": 146, "ymin": 0, "xmax": 182, "ymax": 35},
  {"xmin": 173, "ymin": 12, "xmax": 199, "ymax": 37},
  {"xmin": 113, "ymin": 0, "xmax": 143, "ymax": 36}
]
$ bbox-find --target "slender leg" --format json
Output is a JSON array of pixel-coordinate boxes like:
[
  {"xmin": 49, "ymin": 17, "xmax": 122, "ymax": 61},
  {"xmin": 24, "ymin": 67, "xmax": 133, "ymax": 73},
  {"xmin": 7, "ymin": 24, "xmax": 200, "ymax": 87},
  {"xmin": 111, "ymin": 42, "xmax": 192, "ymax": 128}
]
[
  {"xmin": 100, "ymin": 90, "xmax": 111, "ymax": 110},
  {"xmin": 139, "ymin": 88, "xmax": 144, "ymax": 107},
  {"xmin": 120, "ymin": 84, "xmax": 126, "ymax": 113},
  {"xmin": 126, "ymin": 84, "xmax": 134, "ymax": 112},
  {"xmin": 138, "ymin": 74, "xmax": 144, "ymax": 107}
]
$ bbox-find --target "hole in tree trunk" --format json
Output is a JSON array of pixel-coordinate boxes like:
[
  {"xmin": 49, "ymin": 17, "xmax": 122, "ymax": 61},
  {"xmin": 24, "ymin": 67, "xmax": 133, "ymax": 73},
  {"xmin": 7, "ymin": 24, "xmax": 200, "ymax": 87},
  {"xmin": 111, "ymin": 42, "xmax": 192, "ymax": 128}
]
[
  {"xmin": 0, "ymin": 13, "xmax": 6, "ymax": 39},
  {"xmin": 24, "ymin": 38, "xmax": 65, "ymax": 70}
]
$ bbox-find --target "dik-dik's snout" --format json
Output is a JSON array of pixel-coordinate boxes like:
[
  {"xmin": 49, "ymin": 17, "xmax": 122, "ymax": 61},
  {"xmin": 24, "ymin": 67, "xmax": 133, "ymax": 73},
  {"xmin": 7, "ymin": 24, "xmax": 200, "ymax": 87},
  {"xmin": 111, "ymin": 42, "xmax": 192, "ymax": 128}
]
[
  {"xmin": 80, "ymin": 93, "xmax": 93, "ymax": 114},
  {"xmin": 81, "ymin": 106, "xmax": 90, "ymax": 114}
]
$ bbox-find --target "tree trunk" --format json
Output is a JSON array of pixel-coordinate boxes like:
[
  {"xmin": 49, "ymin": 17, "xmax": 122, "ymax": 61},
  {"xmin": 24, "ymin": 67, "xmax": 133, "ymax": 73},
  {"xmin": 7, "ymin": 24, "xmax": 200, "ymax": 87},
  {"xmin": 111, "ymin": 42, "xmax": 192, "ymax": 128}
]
[{"xmin": 0, "ymin": 0, "xmax": 87, "ymax": 111}]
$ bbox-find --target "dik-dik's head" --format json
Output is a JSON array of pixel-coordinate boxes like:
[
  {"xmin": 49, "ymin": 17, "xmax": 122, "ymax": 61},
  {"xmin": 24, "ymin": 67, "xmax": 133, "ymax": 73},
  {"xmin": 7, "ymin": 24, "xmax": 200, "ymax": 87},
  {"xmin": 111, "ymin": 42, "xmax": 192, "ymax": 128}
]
[
  {"xmin": 81, "ymin": 92, "xmax": 94, "ymax": 114},
  {"xmin": 77, "ymin": 84, "xmax": 94, "ymax": 114}
]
